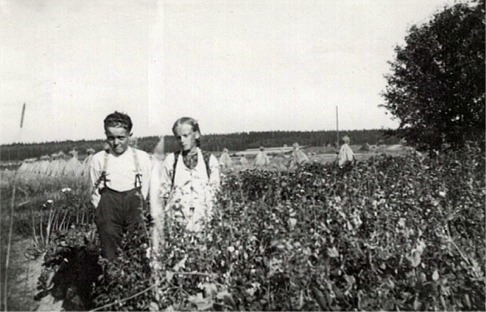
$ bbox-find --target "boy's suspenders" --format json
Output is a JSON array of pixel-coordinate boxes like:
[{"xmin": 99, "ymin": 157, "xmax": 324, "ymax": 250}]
[
  {"xmin": 93, "ymin": 151, "xmax": 110, "ymax": 193},
  {"xmin": 92, "ymin": 148, "xmax": 143, "ymax": 193},
  {"xmin": 132, "ymin": 148, "xmax": 143, "ymax": 189}
]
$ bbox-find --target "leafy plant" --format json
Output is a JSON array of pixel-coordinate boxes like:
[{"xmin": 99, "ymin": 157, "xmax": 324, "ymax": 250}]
[{"xmin": 37, "ymin": 144, "xmax": 485, "ymax": 311}]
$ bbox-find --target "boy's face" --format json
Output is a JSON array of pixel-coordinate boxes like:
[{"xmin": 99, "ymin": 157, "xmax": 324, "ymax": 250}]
[
  {"xmin": 174, "ymin": 123, "xmax": 199, "ymax": 152},
  {"xmin": 105, "ymin": 126, "xmax": 131, "ymax": 156}
]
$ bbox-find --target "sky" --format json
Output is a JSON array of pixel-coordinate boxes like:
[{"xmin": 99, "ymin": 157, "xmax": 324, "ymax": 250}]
[{"xmin": 0, "ymin": 0, "xmax": 457, "ymax": 144}]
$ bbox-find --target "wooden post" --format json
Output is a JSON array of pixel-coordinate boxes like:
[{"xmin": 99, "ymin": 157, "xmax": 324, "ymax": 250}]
[
  {"xmin": 336, "ymin": 106, "xmax": 340, "ymax": 146},
  {"xmin": 20, "ymin": 103, "xmax": 26, "ymax": 128}
]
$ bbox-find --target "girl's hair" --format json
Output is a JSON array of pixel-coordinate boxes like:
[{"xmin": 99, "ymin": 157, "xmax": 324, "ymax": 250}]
[
  {"xmin": 172, "ymin": 117, "xmax": 201, "ymax": 147},
  {"xmin": 104, "ymin": 111, "xmax": 133, "ymax": 132}
]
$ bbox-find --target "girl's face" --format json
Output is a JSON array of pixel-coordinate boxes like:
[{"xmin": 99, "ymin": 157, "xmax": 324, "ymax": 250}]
[{"xmin": 174, "ymin": 123, "xmax": 200, "ymax": 152}]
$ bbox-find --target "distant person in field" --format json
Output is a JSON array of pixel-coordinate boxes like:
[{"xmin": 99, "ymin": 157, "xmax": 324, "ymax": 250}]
[
  {"xmin": 150, "ymin": 117, "xmax": 220, "ymax": 234},
  {"xmin": 90, "ymin": 111, "xmax": 152, "ymax": 260},
  {"xmin": 219, "ymin": 148, "xmax": 233, "ymax": 170},
  {"xmin": 255, "ymin": 146, "xmax": 270, "ymax": 168},
  {"xmin": 338, "ymin": 135, "xmax": 356, "ymax": 168}
]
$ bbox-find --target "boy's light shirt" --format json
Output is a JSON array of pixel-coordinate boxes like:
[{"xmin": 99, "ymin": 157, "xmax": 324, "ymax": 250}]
[
  {"xmin": 90, "ymin": 146, "xmax": 152, "ymax": 207},
  {"xmin": 150, "ymin": 148, "xmax": 220, "ymax": 230}
]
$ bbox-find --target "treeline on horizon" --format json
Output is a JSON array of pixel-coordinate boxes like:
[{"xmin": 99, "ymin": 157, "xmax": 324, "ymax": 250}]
[{"xmin": 0, "ymin": 129, "xmax": 399, "ymax": 162}]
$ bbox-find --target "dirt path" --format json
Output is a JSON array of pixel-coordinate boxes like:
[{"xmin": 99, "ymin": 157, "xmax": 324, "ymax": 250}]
[{"xmin": 2, "ymin": 238, "xmax": 62, "ymax": 311}]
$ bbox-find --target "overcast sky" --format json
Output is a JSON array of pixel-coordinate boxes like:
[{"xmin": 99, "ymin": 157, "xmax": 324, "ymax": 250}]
[{"xmin": 0, "ymin": 0, "xmax": 456, "ymax": 144}]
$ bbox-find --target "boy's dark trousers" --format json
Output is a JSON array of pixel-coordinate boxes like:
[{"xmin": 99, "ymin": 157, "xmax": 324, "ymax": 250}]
[{"xmin": 95, "ymin": 187, "xmax": 144, "ymax": 260}]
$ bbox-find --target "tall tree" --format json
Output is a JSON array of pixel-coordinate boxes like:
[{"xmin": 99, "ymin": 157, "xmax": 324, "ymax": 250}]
[{"xmin": 382, "ymin": 0, "xmax": 485, "ymax": 151}]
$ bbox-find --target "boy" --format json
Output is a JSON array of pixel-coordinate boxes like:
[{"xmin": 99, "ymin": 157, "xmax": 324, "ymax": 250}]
[
  {"xmin": 150, "ymin": 117, "xmax": 220, "ymax": 233},
  {"xmin": 90, "ymin": 111, "xmax": 152, "ymax": 260}
]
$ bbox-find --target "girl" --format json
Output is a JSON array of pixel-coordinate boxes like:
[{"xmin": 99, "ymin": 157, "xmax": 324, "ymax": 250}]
[{"xmin": 150, "ymin": 117, "xmax": 220, "ymax": 234}]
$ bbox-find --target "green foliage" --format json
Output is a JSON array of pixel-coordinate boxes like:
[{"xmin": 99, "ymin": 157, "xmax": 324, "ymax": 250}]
[
  {"xmin": 81, "ymin": 144, "xmax": 484, "ymax": 311},
  {"xmin": 382, "ymin": 1, "xmax": 485, "ymax": 151}
]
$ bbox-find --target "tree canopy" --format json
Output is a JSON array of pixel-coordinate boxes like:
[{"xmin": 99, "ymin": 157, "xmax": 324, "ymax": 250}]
[{"xmin": 382, "ymin": 0, "xmax": 485, "ymax": 151}]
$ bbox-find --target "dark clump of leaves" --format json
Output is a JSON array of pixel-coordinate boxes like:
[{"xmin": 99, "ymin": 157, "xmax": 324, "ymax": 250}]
[{"xmin": 36, "ymin": 224, "xmax": 101, "ymax": 311}]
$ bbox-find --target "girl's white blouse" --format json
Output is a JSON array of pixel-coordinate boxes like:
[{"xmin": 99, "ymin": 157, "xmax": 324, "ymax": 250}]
[{"xmin": 150, "ymin": 148, "xmax": 220, "ymax": 231}]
